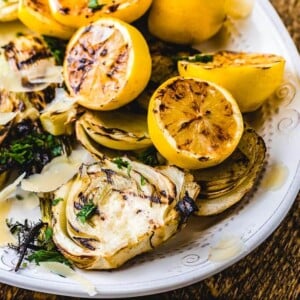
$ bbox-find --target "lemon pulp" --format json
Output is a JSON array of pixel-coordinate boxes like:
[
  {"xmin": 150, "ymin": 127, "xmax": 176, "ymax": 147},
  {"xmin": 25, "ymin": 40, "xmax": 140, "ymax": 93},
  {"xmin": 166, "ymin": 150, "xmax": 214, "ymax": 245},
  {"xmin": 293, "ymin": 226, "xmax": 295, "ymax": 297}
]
[{"xmin": 148, "ymin": 77, "xmax": 244, "ymax": 169}]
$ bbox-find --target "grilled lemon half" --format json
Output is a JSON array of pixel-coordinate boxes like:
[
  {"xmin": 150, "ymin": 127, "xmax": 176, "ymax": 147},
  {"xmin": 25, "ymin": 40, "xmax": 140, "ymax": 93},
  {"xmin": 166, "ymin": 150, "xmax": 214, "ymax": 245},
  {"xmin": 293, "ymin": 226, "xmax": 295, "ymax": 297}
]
[
  {"xmin": 49, "ymin": 0, "xmax": 152, "ymax": 28},
  {"xmin": 63, "ymin": 17, "xmax": 151, "ymax": 111},
  {"xmin": 148, "ymin": 76, "xmax": 244, "ymax": 169},
  {"xmin": 178, "ymin": 51, "xmax": 285, "ymax": 112}
]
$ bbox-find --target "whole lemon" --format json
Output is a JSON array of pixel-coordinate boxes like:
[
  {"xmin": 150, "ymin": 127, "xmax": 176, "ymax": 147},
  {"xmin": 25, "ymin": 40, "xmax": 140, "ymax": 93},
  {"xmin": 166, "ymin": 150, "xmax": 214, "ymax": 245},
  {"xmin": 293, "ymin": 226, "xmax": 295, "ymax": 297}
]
[{"xmin": 148, "ymin": 0, "xmax": 226, "ymax": 45}]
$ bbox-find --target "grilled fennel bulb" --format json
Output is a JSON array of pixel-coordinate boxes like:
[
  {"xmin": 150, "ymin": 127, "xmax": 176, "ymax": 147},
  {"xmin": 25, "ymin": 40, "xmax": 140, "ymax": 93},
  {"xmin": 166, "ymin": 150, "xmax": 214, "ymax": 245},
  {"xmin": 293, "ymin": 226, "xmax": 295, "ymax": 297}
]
[{"xmin": 52, "ymin": 156, "xmax": 200, "ymax": 269}]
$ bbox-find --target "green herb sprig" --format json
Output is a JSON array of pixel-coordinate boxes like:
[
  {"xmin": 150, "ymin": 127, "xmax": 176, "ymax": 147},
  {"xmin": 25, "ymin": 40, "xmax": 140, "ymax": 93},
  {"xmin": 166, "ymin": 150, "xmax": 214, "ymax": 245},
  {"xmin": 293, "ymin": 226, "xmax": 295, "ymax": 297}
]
[
  {"xmin": 174, "ymin": 54, "xmax": 214, "ymax": 63},
  {"xmin": 76, "ymin": 201, "xmax": 97, "ymax": 223},
  {"xmin": 88, "ymin": 0, "xmax": 105, "ymax": 11}
]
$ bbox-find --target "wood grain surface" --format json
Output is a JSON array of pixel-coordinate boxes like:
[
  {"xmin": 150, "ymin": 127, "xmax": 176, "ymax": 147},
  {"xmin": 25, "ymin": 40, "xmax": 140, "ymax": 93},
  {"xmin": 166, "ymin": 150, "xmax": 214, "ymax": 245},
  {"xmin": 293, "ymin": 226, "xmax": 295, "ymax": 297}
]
[{"xmin": 0, "ymin": 0, "xmax": 299, "ymax": 299}]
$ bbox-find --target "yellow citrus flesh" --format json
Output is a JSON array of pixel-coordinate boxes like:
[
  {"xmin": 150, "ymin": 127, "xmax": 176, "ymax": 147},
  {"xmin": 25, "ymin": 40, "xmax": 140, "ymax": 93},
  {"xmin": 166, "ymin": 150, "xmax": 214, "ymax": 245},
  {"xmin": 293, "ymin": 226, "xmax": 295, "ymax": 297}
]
[
  {"xmin": 148, "ymin": 77, "xmax": 244, "ymax": 169},
  {"xmin": 63, "ymin": 17, "xmax": 151, "ymax": 111},
  {"xmin": 148, "ymin": 0, "xmax": 226, "ymax": 45},
  {"xmin": 18, "ymin": 0, "xmax": 74, "ymax": 39},
  {"xmin": 49, "ymin": 0, "xmax": 152, "ymax": 28},
  {"xmin": 178, "ymin": 51, "xmax": 285, "ymax": 112}
]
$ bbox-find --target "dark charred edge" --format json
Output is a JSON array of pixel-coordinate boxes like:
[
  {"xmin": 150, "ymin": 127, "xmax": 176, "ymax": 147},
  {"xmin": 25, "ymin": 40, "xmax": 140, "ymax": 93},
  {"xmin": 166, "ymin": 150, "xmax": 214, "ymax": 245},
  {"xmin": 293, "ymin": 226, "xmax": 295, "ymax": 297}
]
[
  {"xmin": 55, "ymin": 244, "xmax": 95, "ymax": 269},
  {"xmin": 14, "ymin": 221, "xmax": 46, "ymax": 272},
  {"xmin": 176, "ymin": 192, "xmax": 198, "ymax": 228},
  {"xmin": 68, "ymin": 220, "xmax": 80, "ymax": 233},
  {"xmin": 102, "ymin": 168, "xmax": 115, "ymax": 184},
  {"xmin": 73, "ymin": 237, "xmax": 97, "ymax": 251},
  {"xmin": 149, "ymin": 231, "xmax": 155, "ymax": 249}
]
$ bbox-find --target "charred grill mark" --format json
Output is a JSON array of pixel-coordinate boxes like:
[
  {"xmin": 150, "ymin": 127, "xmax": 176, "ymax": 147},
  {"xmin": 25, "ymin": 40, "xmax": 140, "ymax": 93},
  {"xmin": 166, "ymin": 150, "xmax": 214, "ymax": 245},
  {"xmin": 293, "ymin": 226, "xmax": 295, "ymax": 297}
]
[
  {"xmin": 159, "ymin": 103, "xmax": 167, "ymax": 112},
  {"xmin": 106, "ymin": 66, "xmax": 119, "ymax": 78},
  {"xmin": 59, "ymin": 7, "xmax": 70, "ymax": 14},
  {"xmin": 223, "ymin": 103, "xmax": 233, "ymax": 117},
  {"xmin": 74, "ymin": 201, "xmax": 83, "ymax": 210},
  {"xmin": 149, "ymin": 231, "xmax": 155, "ymax": 249},
  {"xmin": 17, "ymin": 51, "xmax": 52, "ymax": 69},
  {"xmin": 213, "ymin": 124, "xmax": 230, "ymax": 142},
  {"xmin": 77, "ymin": 58, "xmax": 94, "ymax": 71},
  {"xmin": 106, "ymin": 46, "xmax": 128, "ymax": 78},
  {"xmin": 83, "ymin": 25, "xmax": 93, "ymax": 34},
  {"xmin": 102, "ymin": 168, "xmax": 115, "ymax": 184},
  {"xmin": 150, "ymin": 195, "xmax": 161, "ymax": 203},
  {"xmin": 176, "ymin": 192, "xmax": 198, "ymax": 227},
  {"xmin": 178, "ymin": 115, "xmax": 202, "ymax": 132},
  {"xmin": 108, "ymin": 4, "xmax": 120, "ymax": 12},
  {"xmin": 2, "ymin": 37, "xmax": 52, "ymax": 71},
  {"xmin": 78, "ymin": 192, "xmax": 89, "ymax": 204},
  {"xmin": 73, "ymin": 237, "xmax": 96, "ymax": 251},
  {"xmin": 97, "ymin": 126, "xmax": 126, "ymax": 135},
  {"xmin": 68, "ymin": 220, "xmax": 80, "ymax": 233},
  {"xmin": 178, "ymin": 139, "xmax": 192, "ymax": 149},
  {"xmin": 100, "ymin": 48, "xmax": 108, "ymax": 56},
  {"xmin": 198, "ymin": 156, "xmax": 210, "ymax": 162}
]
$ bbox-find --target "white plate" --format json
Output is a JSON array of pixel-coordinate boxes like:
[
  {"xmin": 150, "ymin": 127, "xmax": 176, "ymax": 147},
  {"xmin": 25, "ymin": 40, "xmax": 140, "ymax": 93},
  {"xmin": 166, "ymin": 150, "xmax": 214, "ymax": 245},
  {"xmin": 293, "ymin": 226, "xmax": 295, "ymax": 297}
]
[{"xmin": 1, "ymin": 0, "xmax": 300, "ymax": 297}]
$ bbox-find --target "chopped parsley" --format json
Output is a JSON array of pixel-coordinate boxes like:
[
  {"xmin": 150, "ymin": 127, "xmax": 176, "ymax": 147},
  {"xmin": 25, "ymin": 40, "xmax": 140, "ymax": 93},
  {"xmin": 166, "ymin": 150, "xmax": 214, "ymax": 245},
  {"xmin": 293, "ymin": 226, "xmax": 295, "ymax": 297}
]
[
  {"xmin": 0, "ymin": 132, "xmax": 64, "ymax": 174},
  {"xmin": 175, "ymin": 54, "xmax": 214, "ymax": 63},
  {"xmin": 76, "ymin": 201, "xmax": 97, "ymax": 223},
  {"xmin": 140, "ymin": 175, "xmax": 146, "ymax": 186},
  {"xmin": 27, "ymin": 249, "xmax": 72, "ymax": 267},
  {"xmin": 42, "ymin": 36, "xmax": 68, "ymax": 65},
  {"xmin": 112, "ymin": 157, "xmax": 129, "ymax": 169},
  {"xmin": 112, "ymin": 157, "xmax": 132, "ymax": 176},
  {"xmin": 138, "ymin": 147, "xmax": 160, "ymax": 166},
  {"xmin": 7, "ymin": 219, "xmax": 73, "ymax": 271},
  {"xmin": 52, "ymin": 198, "xmax": 63, "ymax": 206},
  {"xmin": 88, "ymin": 0, "xmax": 105, "ymax": 11}
]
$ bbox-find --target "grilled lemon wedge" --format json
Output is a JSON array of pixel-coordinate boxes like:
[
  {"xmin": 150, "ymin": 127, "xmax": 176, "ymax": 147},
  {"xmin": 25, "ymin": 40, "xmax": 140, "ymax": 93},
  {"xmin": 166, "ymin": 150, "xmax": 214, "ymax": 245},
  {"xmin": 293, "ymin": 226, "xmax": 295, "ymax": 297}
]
[
  {"xmin": 0, "ymin": 0, "xmax": 18, "ymax": 22},
  {"xmin": 178, "ymin": 51, "xmax": 285, "ymax": 112},
  {"xmin": 63, "ymin": 17, "xmax": 151, "ymax": 110},
  {"xmin": 18, "ymin": 0, "xmax": 75, "ymax": 39},
  {"xmin": 148, "ymin": 77, "xmax": 244, "ymax": 169},
  {"xmin": 49, "ymin": 0, "xmax": 152, "ymax": 28}
]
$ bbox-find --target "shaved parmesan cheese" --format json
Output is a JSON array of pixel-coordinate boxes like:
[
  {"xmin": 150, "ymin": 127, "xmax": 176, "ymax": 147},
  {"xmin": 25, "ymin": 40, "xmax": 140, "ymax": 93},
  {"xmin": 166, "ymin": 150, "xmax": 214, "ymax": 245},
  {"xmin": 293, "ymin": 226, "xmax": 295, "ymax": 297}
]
[
  {"xmin": 22, "ymin": 63, "xmax": 63, "ymax": 85},
  {"xmin": 21, "ymin": 156, "xmax": 80, "ymax": 193},
  {"xmin": 21, "ymin": 148, "xmax": 94, "ymax": 193},
  {"xmin": 38, "ymin": 262, "xmax": 97, "ymax": 296},
  {"xmin": 69, "ymin": 146, "xmax": 96, "ymax": 166},
  {"xmin": 43, "ymin": 88, "xmax": 77, "ymax": 113},
  {"xmin": 0, "ymin": 112, "xmax": 17, "ymax": 125},
  {"xmin": 0, "ymin": 173, "xmax": 26, "ymax": 202},
  {"xmin": 0, "ymin": 54, "xmax": 62, "ymax": 92}
]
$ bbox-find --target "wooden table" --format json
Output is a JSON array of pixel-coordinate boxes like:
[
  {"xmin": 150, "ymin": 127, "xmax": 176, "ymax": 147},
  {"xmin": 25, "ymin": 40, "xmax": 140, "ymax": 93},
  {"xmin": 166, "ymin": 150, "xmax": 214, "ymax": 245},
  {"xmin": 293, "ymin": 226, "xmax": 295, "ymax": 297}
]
[{"xmin": 1, "ymin": 1, "xmax": 299, "ymax": 299}]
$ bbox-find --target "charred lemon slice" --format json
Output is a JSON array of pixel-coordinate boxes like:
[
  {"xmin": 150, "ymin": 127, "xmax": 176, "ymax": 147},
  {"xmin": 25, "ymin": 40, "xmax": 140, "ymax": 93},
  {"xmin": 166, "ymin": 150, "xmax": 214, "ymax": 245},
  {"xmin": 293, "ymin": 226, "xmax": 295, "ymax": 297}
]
[
  {"xmin": 148, "ymin": 77, "xmax": 244, "ymax": 169},
  {"xmin": 63, "ymin": 17, "xmax": 151, "ymax": 111},
  {"xmin": 0, "ymin": 0, "xmax": 18, "ymax": 22},
  {"xmin": 18, "ymin": 0, "xmax": 75, "ymax": 39},
  {"xmin": 49, "ymin": 0, "xmax": 152, "ymax": 28},
  {"xmin": 178, "ymin": 51, "xmax": 285, "ymax": 112}
]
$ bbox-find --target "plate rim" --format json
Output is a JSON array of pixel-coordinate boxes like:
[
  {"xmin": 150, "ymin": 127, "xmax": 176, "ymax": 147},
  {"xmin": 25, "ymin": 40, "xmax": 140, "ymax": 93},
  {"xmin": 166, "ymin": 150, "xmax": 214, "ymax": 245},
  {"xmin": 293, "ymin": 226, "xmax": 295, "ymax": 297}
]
[{"xmin": 0, "ymin": 0, "xmax": 300, "ymax": 298}]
